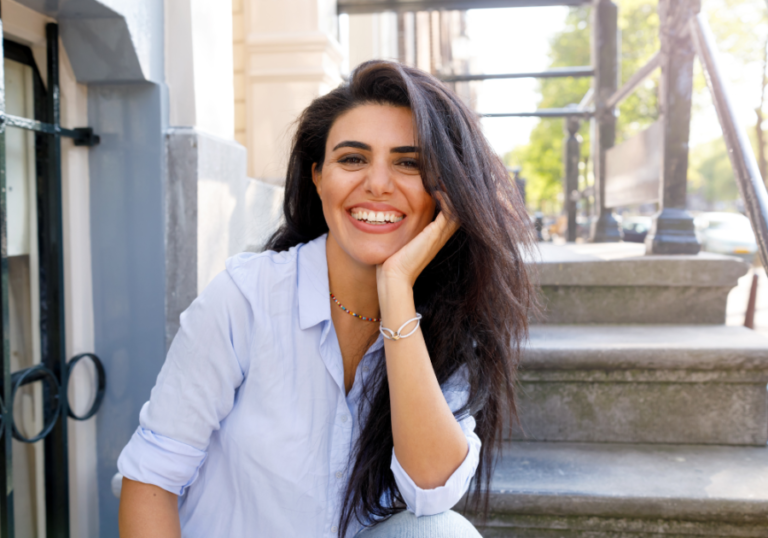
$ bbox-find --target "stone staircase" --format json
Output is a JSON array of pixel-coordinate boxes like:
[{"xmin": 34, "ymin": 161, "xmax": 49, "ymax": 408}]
[{"xmin": 474, "ymin": 243, "xmax": 768, "ymax": 537}]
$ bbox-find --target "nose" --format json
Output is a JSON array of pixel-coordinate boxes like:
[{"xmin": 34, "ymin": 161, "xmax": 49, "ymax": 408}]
[{"xmin": 364, "ymin": 159, "xmax": 394, "ymax": 197}]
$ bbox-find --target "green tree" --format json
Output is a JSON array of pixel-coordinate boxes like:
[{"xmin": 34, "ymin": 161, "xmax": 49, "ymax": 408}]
[
  {"xmin": 506, "ymin": 0, "xmax": 661, "ymax": 213},
  {"xmin": 688, "ymin": 138, "xmax": 740, "ymax": 208},
  {"xmin": 703, "ymin": 0, "xmax": 768, "ymax": 179}
]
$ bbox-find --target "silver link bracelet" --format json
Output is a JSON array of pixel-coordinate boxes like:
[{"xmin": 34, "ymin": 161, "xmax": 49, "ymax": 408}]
[{"xmin": 380, "ymin": 314, "xmax": 423, "ymax": 341}]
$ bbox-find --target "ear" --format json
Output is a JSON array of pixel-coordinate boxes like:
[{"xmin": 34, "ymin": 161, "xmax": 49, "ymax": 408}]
[{"xmin": 311, "ymin": 163, "xmax": 322, "ymax": 196}]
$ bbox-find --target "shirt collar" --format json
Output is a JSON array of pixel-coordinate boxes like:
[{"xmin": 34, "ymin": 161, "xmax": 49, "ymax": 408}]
[{"xmin": 297, "ymin": 234, "xmax": 331, "ymax": 330}]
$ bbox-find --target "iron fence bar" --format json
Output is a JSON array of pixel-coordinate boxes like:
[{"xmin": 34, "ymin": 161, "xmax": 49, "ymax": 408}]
[
  {"xmin": 42, "ymin": 22, "xmax": 70, "ymax": 538},
  {"xmin": 10, "ymin": 364, "xmax": 57, "ymax": 387},
  {"xmin": 589, "ymin": 0, "xmax": 622, "ymax": 243},
  {"xmin": 578, "ymin": 87, "xmax": 594, "ymax": 110},
  {"xmin": 338, "ymin": 0, "xmax": 591, "ymax": 14},
  {"xmin": 645, "ymin": 0, "xmax": 701, "ymax": 255},
  {"xmin": 65, "ymin": 354, "xmax": 106, "ymax": 421},
  {"xmin": 481, "ymin": 108, "xmax": 593, "ymax": 118},
  {"xmin": 606, "ymin": 51, "xmax": 660, "ymax": 109},
  {"xmin": 564, "ymin": 116, "xmax": 581, "ymax": 242},
  {"xmin": 690, "ymin": 14, "xmax": 768, "ymax": 267},
  {"xmin": 10, "ymin": 365, "xmax": 61, "ymax": 444},
  {"xmin": 1, "ymin": 114, "xmax": 99, "ymax": 146},
  {"xmin": 0, "ymin": 6, "xmax": 15, "ymax": 537},
  {"xmin": 440, "ymin": 66, "xmax": 594, "ymax": 83}
]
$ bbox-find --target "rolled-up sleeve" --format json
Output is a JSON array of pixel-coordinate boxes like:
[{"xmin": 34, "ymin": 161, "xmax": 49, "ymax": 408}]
[
  {"xmin": 390, "ymin": 370, "xmax": 481, "ymax": 516},
  {"xmin": 117, "ymin": 269, "xmax": 252, "ymax": 495}
]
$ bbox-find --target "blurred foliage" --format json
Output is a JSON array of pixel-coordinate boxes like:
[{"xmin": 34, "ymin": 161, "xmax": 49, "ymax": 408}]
[
  {"xmin": 506, "ymin": 0, "xmax": 661, "ymax": 213},
  {"xmin": 688, "ymin": 138, "xmax": 739, "ymax": 208},
  {"xmin": 688, "ymin": 127, "xmax": 768, "ymax": 210},
  {"xmin": 704, "ymin": 0, "xmax": 768, "ymax": 71},
  {"xmin": 703, "ymin": 0, "xmax": 768, "ymax": 183}
]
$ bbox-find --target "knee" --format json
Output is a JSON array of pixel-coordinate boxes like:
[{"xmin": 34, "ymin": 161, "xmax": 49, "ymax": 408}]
[{"xmin": 358, "ymin": 510, "xmax": 481, "ymax": 538}]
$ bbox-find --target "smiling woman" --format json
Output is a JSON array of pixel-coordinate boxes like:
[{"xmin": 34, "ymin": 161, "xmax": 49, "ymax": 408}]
[
  {"xmin": 116, "ymin": 60, "xmax": 539, "ymax": 538},
  {"xmin": 313, "ymin": 104, "xmax": 436, "ymax": 264}
]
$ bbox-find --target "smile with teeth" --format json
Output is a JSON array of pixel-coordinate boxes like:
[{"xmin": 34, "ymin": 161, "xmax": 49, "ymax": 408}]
[{"xmin": 350, "ymin": 208, "xmax": 404, "ymax": 225}]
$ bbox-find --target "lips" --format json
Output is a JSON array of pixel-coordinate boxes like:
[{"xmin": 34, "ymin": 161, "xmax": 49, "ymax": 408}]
[{"xmin": 345, "ymin": 204, "xmax": 407, "ymax": 234}]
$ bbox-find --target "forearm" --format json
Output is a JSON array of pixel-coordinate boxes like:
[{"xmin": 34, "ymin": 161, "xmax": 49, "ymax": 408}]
[
  {"xmin": 379, "ymin": 278, "xmax": 468, "ymax": 490},
  {"xmin": 119, "ymin": 478, "xmax": 181, "ymax": 538}
]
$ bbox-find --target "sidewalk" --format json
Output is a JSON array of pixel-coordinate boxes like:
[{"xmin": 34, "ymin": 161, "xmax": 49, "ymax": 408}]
[{"xmin": 726, "ymin": 266, "xmax": 768, "ymax": 337}]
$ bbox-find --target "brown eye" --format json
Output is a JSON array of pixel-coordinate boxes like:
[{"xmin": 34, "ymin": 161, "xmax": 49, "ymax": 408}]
[
  {"xmin": 397, "ymin": 158, "xmax": 420, "ymax": 172},
  {"xmin": 338, "ymin": 155, "xmax": 366, "ymax": 165}
]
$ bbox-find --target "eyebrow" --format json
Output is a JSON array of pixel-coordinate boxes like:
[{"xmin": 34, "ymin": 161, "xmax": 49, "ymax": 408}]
[
  {"xmin": 333, "ymin": 140, "xmax": 371, "ymax": 151},
  {"xmin": 331, "ymin": 140, "xmax": 419, "ymax": 154}
]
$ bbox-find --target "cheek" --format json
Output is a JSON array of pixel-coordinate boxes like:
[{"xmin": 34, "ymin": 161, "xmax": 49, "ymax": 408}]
[
  {"xmin": 411, "ymin": 193, "xmax": 436, "ymax": 227},
  {"xmin": 319, "ymin": 174, "xmax": 350, "ymax": 209}
]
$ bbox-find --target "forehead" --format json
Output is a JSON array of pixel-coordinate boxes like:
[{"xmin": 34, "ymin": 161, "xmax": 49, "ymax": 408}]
[{"xmin": 327, "ymin": 104, "xmax": 415, "ymax": 148}]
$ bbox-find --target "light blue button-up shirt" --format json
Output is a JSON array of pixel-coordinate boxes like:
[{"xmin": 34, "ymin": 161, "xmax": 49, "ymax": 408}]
[{"xmin": 118, "ymin": 234, "xmax": 481, "ymax": 537}]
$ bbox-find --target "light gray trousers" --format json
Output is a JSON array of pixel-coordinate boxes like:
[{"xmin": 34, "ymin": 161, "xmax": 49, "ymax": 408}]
[{"xmin": 355, "ymin": 510, "xmax": 482, "ymax": 538}]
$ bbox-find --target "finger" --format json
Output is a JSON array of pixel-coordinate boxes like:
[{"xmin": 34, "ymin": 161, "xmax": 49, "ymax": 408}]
[
  {"xmin": 434, "ymin": 210, "xmax": 460, "ymax": 240},
  {"xmin": 429, "ymin": 212, "xmax": 459, "ymax": 252},
  {"xmin": 434, "ymin": 191, "xmax": 456, "ymax": 222}
]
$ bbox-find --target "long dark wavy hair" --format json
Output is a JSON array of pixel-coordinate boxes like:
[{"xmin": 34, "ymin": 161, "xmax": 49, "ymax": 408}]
[{"xmin": 265, "ymin": 60, "xmax": 538, "ymax": 535}]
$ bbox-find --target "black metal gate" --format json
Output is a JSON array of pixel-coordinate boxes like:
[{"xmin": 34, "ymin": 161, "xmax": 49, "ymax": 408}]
[{"xmin": 0, "ymin": 11, "xmax": 105, "ymax": 538}]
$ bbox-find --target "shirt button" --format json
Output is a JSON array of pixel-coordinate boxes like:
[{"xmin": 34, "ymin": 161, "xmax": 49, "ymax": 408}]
[
  {"xmin": 362, "ymin": 366, "xmax": 370, "ymax": 373},
  {"xmin": 331, "ymin": 526, "xmax": 338, "ymax": 533},
  {"xmin": 341, "ymin": 415, "xmax": 348, "ymax": 423},
  {"xmin": 335, "ymin": 471, "xmax": 343, "ymax": 479}
]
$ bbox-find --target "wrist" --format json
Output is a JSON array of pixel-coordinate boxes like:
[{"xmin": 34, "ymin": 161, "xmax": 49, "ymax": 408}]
[
  {"xmin": 377, "ymin": 275, "xmax": 415, "ymax": 320},
  {"xmin": 377, "ymin": 265, "xmax": 412, "ymax": 293}
]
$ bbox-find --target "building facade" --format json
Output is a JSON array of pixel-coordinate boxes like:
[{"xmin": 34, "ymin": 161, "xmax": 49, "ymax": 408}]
[{"xmin": 1, "ymin": 0, "xmax": 280, "ymax": 536}]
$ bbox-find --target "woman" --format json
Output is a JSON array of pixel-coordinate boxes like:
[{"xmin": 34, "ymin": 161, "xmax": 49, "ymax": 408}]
[{"xmin": 118, "ymin": 60, "xmax": 537, "ymax": 537}]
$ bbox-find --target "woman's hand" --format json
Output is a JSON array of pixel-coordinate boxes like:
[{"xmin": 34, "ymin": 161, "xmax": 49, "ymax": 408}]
[
  {"xmin": 375, "ymin": 197, "xmax": 469, "ymax": 490},
  {"xmin": 377, "ymin": 203, "xmax": 460, "ymax": 289}
]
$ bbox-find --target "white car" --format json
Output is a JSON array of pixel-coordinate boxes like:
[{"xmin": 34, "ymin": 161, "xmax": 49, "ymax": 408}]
[{"xmin": 694, "ymin": 212, "xmax": 758, "ymax": 264}]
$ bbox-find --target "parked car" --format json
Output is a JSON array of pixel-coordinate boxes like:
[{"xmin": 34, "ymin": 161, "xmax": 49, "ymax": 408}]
[
  {"xmin": 694, "ymin": 212, "xmax": 758, "ymax": 264},
  {"xmin": 621, "ymin": 215, "xmax": 652, "ymax": 244}
]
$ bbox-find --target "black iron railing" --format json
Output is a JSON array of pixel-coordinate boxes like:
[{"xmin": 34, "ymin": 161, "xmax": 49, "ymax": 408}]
[
  {"xmin": 337, "ymin": 0, "xmax": 591, "ymax": 14},
  {"xmin": 440, "ymin": 66, "xmax": 594, "ymax": 83},
  {"xmin": 0, "ymin": 19, "xmax": 105, "ymax": 538}
]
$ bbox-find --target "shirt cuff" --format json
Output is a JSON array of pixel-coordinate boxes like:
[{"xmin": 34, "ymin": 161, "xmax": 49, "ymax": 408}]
[
  {"xmin": 117, "ymin": 427, "xmax": 208, "ymax": 496},
  {"xmin": 390, "ymin": 434, "xmax": 480, "ymax": 517}
]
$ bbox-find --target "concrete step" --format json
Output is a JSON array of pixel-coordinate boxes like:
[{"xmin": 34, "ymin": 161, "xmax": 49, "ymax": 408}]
[
  {"xmin": 535, "ymin": 243, "xmax": 749, "ymax": 324},
  {"xmin": 475, "ymin": 441, "xmax": 768, "ymax": 537},
  {"xmin": 512, "ymin": 325, "xmax": 768, "ymax": 445}
]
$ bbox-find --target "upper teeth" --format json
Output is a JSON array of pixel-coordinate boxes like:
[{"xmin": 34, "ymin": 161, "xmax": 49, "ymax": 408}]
[{"xmin": 351, "ymin": 209, "xmax": 404, "ymax": 223}]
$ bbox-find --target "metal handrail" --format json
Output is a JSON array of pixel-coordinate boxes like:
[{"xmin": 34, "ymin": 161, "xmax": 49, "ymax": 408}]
[
  {"xmin": 338, "ymin": 0, "xmax": 591, "ymax": 14},
  {"xmin": 606, "ymin": 51, "xmax": 660, "ymax": 109},
  {"xmin": 1, "ymin": 113, "xmax": 100, "ymax": 146},
  {"xmin": 690, "ymin": 14, "xmax": 768, "ymax": 267},
  {"xmin": 481, "ymin": 107, "xmax": 593, "ymax": 118},
  {"xmin": 440, "ymin": 66, "xmax": 594, "ymax": 83}
]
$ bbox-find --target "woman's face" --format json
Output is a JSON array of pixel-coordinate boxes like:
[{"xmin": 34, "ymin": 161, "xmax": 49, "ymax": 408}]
[{"xmin": 313, "ymin": 104, "xmax": 436, "ymax": 267}]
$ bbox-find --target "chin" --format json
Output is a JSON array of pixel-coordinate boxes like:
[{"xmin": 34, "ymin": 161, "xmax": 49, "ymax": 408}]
[{"xmin": 349, "ymin": 245, "xmax": 400, "ymax": 267}]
